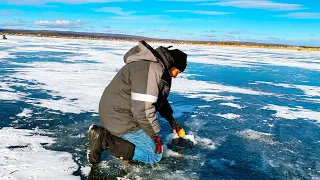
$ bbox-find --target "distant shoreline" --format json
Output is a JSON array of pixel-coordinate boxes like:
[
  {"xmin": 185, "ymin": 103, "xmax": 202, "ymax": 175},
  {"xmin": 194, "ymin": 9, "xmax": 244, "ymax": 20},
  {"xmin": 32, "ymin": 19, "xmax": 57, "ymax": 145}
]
[{"xmin": 1, "ymin": 29, "xmax": 319, "ymax": 52}]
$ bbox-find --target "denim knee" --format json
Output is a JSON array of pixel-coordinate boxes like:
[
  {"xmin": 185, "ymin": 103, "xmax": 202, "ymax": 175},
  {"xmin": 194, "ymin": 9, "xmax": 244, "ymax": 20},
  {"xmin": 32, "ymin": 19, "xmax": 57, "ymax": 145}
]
[{"xmin": 148, "ymin": 153, "xmax": 162, "ymax": 164}]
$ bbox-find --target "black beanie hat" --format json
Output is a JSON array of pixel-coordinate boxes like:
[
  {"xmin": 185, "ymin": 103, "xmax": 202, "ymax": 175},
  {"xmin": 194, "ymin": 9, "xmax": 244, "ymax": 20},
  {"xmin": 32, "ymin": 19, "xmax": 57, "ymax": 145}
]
[{"xmin": 169, "ymin": 49, "xmax": 187, "ymax": 72}]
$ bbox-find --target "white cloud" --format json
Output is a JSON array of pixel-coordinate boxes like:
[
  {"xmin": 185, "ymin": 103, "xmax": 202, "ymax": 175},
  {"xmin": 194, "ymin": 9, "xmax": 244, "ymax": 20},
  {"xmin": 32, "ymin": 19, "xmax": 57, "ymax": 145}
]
[
  {"xmin": 1, "ymin": 22, "xmax": 25, "ymax": 27},
  {"xmin": 160, "ymin": 28, "xmax": 168, "ymax": 32},
  {"xmin": 5, "ymin": 0, "xmax": 140, "ymax": 5},
  {"xmin": 0, "ymin": 9, "xmax": 21, "ymax": 16},
  {"xmin": 94, "ymin": 7, "xmax": 137, "ymax": 16},
  {"xmin": 193, "ymin": 10, "xmax": 230, "ymax": 15},
  {"xmin": 107, "ymin": 15, "xmax": 171, "ymax": 24},
  {"xmin": 277, "ymin": 12, "xmax": 320, "ymax": 19},
  {"xmin": 205, "ymin": 34, "xmax": 216, "ymax": 38},
  {"xmin": 33, "ymin": 19, "xmax": 85, "ymax": 28},
  {"xmin": 160, "ymin": 0, "xmax": 214, "ymax": 2},
  {"xmin": 201, "ymin": 0, "xmax": 303, "ymax": 11},
  {"xmin": 165, "ymin": 10, "xmax": 190, "ymax": 13},
  {"xmin": 166, "ymin": 9, "xmax": 229, "ymax": 15}
]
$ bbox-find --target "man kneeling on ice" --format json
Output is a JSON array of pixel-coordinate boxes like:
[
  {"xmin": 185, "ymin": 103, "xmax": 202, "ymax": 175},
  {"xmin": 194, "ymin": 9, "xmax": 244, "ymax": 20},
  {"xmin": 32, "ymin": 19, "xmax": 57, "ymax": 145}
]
[{"xmin": 87, "ymin": 40, "xmax": 187, "ymax": 164}]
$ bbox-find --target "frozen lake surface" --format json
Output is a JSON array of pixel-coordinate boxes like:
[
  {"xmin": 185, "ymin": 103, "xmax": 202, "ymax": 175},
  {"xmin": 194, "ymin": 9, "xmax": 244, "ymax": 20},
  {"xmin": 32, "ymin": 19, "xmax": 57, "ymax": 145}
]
[{"xmin": 1, "ymin": 36, "xmax": 319, "ymax": 180}]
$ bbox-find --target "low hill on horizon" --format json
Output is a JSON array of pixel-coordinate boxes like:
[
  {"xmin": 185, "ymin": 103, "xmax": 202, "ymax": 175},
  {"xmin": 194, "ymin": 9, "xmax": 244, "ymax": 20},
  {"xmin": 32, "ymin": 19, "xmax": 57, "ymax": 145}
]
[{"xmin": 1, "ymin": 28, "xmax": 319, "ymax": 49}]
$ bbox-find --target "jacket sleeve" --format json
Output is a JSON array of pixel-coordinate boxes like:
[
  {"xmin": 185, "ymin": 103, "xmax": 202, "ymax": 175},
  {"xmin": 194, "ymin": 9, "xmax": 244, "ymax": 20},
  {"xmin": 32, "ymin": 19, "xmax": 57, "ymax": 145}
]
[
  {"xmin": 130, "ymin": 62, "xmax": 163, "ymax": 136},
  {"xmin": 158, "ymin": 100, "xmax": 174, "ymax": 120},
  {"xmin": 158, "ymin": 100, "xmax": 177, "ymax": 128}
]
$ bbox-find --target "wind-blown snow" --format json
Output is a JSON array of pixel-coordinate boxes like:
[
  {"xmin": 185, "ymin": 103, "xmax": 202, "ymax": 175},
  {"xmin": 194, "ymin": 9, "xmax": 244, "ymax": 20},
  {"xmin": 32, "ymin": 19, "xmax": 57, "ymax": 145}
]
[
  {"xmin": 1, "ymin": 36, "xmax": 278, "ymax": 114},
  {"xmin": 184, "ymin": 46, "xmax": 320, "ymax": 71},
  {"xmin": 0, "ymin": 51, "xmax": 15, "ymax": 59},
  {"xmin": 216, "ymin": 113, "xmax": 241, "ymax": 119},
  {"xmin": 256, "ymin": 81, "xmax": 320, "ymax": 97},
  {"xmin": 17, "ymin": 108, "xmax": 33, "ymax": 118},
  {"xmin": 0, "ymin": 91, "xmax": 26, "ymax": 101},
  {"xmin": 238, "ymin": 129, "xmax": 273, "ymax": 144},
  {"xmin": 219, "ymin": 102, "xmax": 245, "ymax": 109},
  {"xmin": 195, "ymin": 137, "xmax": 217, "ymax": 150},
  {"xmin": 262, "ymin": 104, "xmax": 320, "ymax": 123},
  {"xmin": 0, "ymin": 127, "xmax": 79, "ymax": 180},
  {"xmin": 171, "ymin": 77, "xmax": 274, "ymax": 102},
  {"xmin": 0, "ymin": 82, "xmax": 14, "ymax": 91}
]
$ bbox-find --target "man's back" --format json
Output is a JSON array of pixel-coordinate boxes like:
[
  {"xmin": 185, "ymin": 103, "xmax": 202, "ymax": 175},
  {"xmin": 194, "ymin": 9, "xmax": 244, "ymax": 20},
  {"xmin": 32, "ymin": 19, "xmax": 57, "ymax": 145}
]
[{"xmin": 99, "ymin": 60, "xmax": 164, "ymax": 137}]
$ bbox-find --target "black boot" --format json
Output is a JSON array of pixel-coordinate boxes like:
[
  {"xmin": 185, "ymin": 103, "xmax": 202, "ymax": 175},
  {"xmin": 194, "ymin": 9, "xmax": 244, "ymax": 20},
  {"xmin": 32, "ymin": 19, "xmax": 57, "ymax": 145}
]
[
  {"xmin": 87, "ymin": 125, "xmax": 108, "ymax": 164},
  {"xmin": 87, "ymin": 124, "xmax": 136, "ymax": 164}
]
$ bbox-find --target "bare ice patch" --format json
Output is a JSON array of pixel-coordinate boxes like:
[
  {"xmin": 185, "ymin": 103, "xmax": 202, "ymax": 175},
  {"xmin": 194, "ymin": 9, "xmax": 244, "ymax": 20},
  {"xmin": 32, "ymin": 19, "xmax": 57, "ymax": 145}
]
[
  {"xmin": 262, "ymin": 104, "xmax": 320, "ymax": 123},
  {"xmin": 209, "ymin": 158, "xmax": 236, "ymax": 169},
  {"xmin": 0, "ymin": 127, "xmax": 79, "ymax": 180}
]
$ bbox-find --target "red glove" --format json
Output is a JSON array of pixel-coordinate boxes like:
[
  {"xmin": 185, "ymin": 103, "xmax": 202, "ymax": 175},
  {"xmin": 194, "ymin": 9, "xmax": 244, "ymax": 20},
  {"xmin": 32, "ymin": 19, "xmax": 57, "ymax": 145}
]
[{"xmin": 152, "ymin": 134, "xmax": 163, "ymax": 154}]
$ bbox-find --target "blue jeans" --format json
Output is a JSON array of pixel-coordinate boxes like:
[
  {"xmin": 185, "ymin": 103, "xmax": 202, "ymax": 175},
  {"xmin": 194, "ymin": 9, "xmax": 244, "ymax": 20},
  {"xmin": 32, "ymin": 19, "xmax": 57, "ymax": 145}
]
[{"xmin": 121, "ymin": 129, "xmax": 162, "ymax": 164}]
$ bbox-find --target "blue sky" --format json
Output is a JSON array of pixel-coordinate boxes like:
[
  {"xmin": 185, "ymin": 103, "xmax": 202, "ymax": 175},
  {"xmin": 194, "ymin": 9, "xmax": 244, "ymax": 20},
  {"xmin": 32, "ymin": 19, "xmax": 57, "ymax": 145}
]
[{"xmin": 0, "ymin": 0, "xmax": 319, "ymax": 46}]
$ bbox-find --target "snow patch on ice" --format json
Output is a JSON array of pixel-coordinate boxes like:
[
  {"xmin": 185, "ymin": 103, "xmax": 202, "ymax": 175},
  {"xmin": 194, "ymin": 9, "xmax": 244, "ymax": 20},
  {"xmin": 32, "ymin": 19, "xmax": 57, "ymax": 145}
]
[
  {"xmin": 238, "ymin": 129, "xmax": 273, "ymax": 142},
  {"xmin": 216, "ymin": 113, "xmax": 240, "ymax": 119},
  {"xmin": 262, "ymin": 104, "xmax": 320, "ymax": 123},
  {"xmin": 0, "ymin": 51, "xmax": 16, "ymax": 59},
  {"xmin": 256, "ymin": 81, "xmax": 320, "ymax": 97},
  {"xmin": 17, "ymin": 108, "xmax": 33, "ymax": 118},
  {"xmin": 0, "ymin": 91, "xmax": 26, "ymax": 101},
  {"xmin": 195, "ymin": 137, "xmax": 217, "ymax": 150},
  {"xmin": 187, "ymin": 93, "xmax": 239, "ymax": 102},
  {"xmin": 0, "ymin": 127, "xmax": 79, "ymax": 180},
  {"xmin": 172, "ymin": 78, "xmax": 274, "ymax": 96},
  {"xmin": 185, "ymin": 46, "xmax": 320, "ymax": 71},
  {"xmin": 31, "ymin": 98, "xmax": 83, "ymax": 114},
  {"xmin": 303, "ymin": 98, "xmax": 320, "ymax": 104},
  {"xmin": 164, "ymin": 149, "xmax": 181, "ymax": 157},
  {"xmin": 0, "ymin": 81, "xmax": 15, "ymax": 91},
  {"xmin": 219, "ymin": 102, "xmax": 245, "ymax": 109},
  {"xmin": 80, "ymin": 166, "xmax": 91, "ymax": 176},
  {"xmin": 188, "ymin": 56, "xmax": 253, "ymax": 68}
]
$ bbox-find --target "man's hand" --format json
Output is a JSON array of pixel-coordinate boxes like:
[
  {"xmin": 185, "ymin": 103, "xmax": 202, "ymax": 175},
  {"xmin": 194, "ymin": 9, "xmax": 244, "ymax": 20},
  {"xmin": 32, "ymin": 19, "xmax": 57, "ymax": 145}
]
[
  {"xmin": 152, "ymin": 134, "xmax": 163, "ymax": 154},
  {"xmin": 170, "ymin": 120, "xmax": 185, "ymax": 138}
]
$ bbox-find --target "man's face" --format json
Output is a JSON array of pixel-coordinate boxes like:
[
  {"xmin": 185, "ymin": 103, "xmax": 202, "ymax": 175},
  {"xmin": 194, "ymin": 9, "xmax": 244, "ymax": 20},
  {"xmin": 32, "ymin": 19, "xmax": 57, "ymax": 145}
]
[{"xmin": 169, "ymin": 67, "xmax": 181, "ymax": 78}]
